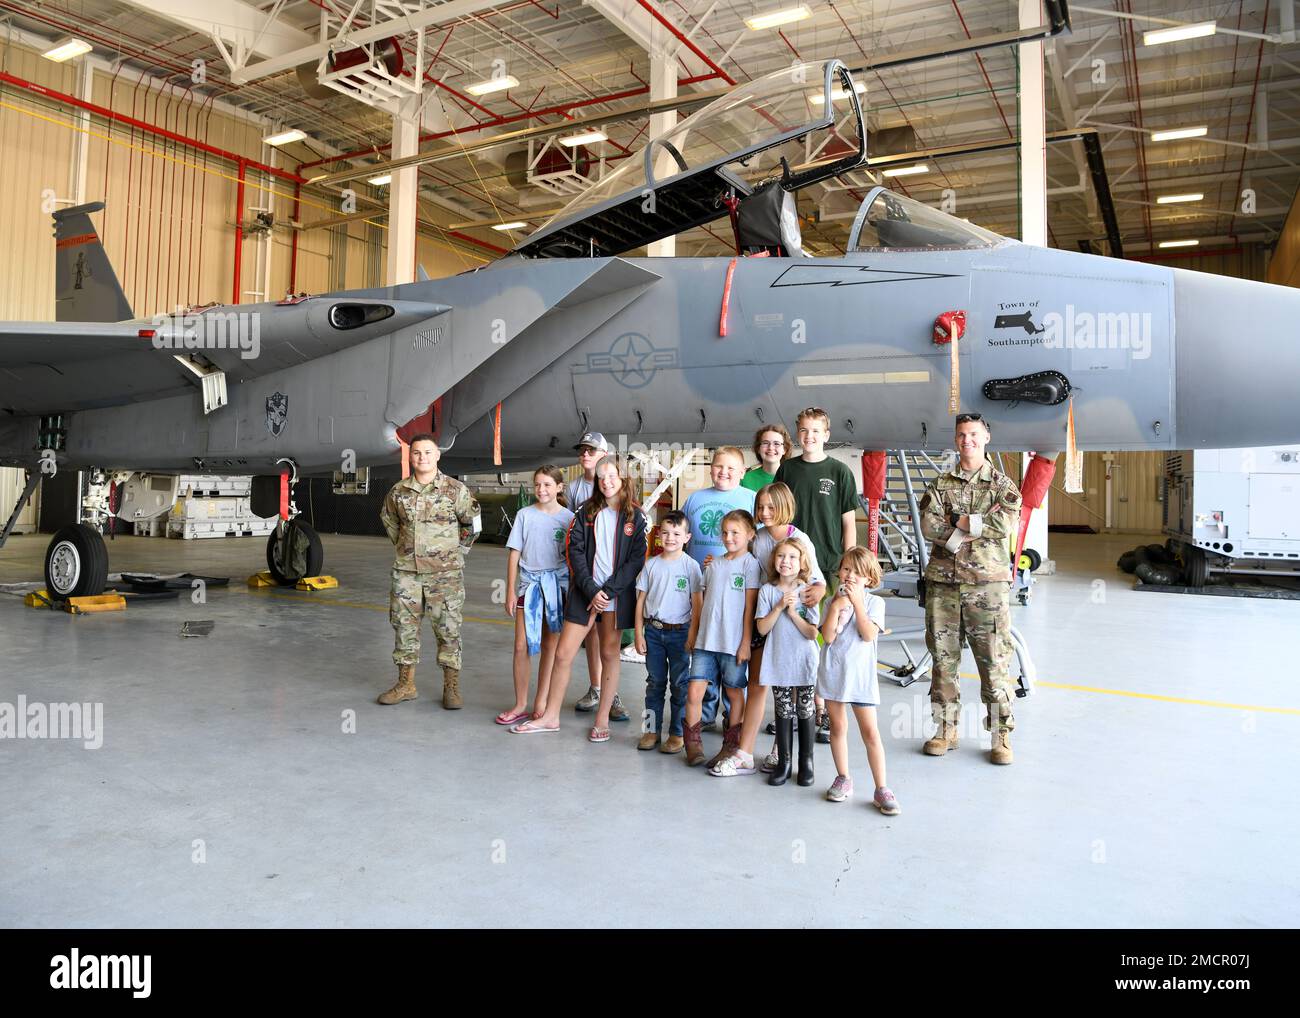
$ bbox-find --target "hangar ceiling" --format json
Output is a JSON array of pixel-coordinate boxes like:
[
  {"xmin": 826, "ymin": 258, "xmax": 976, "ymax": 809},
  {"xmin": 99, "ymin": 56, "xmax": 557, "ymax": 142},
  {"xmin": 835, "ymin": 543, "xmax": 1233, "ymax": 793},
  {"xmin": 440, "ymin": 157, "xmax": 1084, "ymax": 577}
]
[{"xmin": 0, "ymin": 0, "xmax": 1293, "ymax": 259}]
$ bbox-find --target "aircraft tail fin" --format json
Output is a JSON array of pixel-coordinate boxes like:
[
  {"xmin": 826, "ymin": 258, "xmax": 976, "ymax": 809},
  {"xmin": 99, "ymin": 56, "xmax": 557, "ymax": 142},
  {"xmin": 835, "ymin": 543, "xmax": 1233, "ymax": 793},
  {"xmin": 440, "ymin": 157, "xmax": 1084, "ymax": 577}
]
[{"xmin": 52, "ymin": 202, "xmax": 134, "ymax": 323}]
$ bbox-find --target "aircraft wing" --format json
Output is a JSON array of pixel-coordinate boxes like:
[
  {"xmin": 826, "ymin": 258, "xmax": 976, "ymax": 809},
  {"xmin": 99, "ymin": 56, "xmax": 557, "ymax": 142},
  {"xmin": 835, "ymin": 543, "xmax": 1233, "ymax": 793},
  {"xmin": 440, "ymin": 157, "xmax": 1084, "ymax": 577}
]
[{"xmin": 0, "ymin": 321, "xmax": 194, "ymax": 413}]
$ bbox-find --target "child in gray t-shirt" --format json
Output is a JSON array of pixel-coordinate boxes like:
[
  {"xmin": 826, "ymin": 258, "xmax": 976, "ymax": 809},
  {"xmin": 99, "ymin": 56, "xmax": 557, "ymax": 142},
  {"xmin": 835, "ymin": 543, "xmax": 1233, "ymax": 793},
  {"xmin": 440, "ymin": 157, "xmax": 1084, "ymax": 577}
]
[
  {"xmin": 754, "ymin": 536, "xmax": 822, "ymax": 788},
  {"xmin": 633, "ymin": 512, "xmax": 703, "ymax": 751},
  {"xmin": 683, "ymin": 509, "xmax": 759, "ymax": 768}
]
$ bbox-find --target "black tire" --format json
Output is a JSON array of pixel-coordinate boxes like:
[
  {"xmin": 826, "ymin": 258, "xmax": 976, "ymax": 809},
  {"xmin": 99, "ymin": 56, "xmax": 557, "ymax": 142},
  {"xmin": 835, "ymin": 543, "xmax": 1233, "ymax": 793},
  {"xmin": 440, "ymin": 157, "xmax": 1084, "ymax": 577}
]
[
  {"xmin": 44, "ymin": 523, "xmax": 108, "ymax": 598},
  {"xmin": 1018, "ymin": 548, "xmax": 1042, "ymax": 573},
  {"xmin": 1184, "ymin": 546, "xmax": 1208, "ymax": 588},
  {"xmin": 1117, "ymin": 551, "xmax": 1138, "ymax": 574},
  {"xmin": 1144, "ymin": 543, "xmax": 1171, "ymax": 564},
  {"xmin": 265, "ymin": 519, "xmax": 324, "ymax": 586},
  {"xmin": 1136, "ymin": 561, "xmax": 1179, "ymax": 586}
]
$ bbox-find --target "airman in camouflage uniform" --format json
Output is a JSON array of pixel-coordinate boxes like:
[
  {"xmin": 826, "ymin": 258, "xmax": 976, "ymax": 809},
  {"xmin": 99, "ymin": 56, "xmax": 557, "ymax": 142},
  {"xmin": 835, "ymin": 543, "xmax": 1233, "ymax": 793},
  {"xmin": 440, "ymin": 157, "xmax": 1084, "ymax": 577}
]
[
  {"xmin": 377, "ymin": 435, "xmax": 481, "ymax": 710},
  {"xmin": 919, "ymin": 414, "xmax": 1023, "ymax": 764}
]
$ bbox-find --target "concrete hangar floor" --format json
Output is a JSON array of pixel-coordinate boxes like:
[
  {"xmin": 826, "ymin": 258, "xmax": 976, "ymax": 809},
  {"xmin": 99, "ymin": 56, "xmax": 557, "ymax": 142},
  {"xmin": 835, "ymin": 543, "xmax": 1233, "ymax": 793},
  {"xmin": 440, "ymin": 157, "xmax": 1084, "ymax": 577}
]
[{"xmin": 0, "ymin": 531, "xmax": 1295, "ymax": 928}]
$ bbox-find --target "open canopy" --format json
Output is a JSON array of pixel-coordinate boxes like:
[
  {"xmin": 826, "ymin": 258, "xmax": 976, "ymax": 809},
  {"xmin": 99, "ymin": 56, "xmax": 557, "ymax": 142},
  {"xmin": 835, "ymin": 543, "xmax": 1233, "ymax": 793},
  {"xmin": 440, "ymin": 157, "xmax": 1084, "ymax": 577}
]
[
  {"xmin": 515, "ymin": 60, "xmax": 865, "ymax": 259},
  {"xmin": 848, "ymin": 187, "xmax": 1005, "ymax": 252}
]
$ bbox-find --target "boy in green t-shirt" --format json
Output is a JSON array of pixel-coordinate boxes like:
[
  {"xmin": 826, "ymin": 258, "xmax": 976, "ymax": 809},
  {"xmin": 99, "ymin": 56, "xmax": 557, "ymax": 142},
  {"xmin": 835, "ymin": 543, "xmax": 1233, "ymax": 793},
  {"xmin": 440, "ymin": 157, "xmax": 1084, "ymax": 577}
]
[{"xmin": 774, "ymin": 407, "xmax": 860, "ymax": 742}]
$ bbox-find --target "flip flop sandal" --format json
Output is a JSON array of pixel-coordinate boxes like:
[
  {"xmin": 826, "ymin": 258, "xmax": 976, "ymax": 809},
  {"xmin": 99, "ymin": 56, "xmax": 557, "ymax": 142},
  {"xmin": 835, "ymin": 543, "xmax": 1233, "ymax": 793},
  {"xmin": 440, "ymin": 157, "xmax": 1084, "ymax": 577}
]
[
  {"xmin": 588, "ymin": 727, "xmax": 611, "ymax": 743},
  {"xmin": 709, "ymin": 752, "xmax": 756, "ymax": 777},
  {"xmin": 510, "ymin": 720, "xmax": 559, "ymax": 735},
  {"xmin": 495, "ymin": 710, "xmax": 531, "ymax": 726}
]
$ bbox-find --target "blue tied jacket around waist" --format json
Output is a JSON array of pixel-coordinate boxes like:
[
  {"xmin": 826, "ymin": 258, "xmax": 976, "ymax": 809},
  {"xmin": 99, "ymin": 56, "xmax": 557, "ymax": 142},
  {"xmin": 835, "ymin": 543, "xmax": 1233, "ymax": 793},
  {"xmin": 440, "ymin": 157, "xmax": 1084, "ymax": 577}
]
[{"xmin": 518, "ymin": 565, "xmax": 568, "ymax": 655}]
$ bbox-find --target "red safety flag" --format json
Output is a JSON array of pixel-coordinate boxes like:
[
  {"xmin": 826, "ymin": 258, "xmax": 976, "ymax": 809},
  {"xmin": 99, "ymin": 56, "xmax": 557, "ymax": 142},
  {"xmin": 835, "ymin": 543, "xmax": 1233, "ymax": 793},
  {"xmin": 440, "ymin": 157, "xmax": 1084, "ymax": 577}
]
[
  {"xmin": 861, "ymin": 450, "xmax": 887, "ymax": 555},
  {"xmin": 493, "ymin": 402, "xmax": 503, "ymax": 467},
  {"xmin": 719, "ymin": 258, "xmax": 738, "ymax": 336},
  {"xmin": 1014, "ymin": 452, "xmax": 1057, "ymax": 578},
  {"xmin": 933, "ymin": 310, "xmax": 966, "ymax": 414}
]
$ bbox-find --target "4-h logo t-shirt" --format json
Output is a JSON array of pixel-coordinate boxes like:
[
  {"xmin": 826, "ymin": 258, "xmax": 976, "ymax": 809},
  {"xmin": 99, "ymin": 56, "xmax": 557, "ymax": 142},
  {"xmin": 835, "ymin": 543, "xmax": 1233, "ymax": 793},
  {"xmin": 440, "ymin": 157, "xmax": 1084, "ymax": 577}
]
[
  {"xmin": 635, "ymin": 553, "xmax": 703, "ymax": 624},
  {"xmin": 680, "ymin": 485, "xmax": 756, "ymax": 567},
  {"xmin": 506, "ymin": 504, "xmax": 575, "ymax": 573}
]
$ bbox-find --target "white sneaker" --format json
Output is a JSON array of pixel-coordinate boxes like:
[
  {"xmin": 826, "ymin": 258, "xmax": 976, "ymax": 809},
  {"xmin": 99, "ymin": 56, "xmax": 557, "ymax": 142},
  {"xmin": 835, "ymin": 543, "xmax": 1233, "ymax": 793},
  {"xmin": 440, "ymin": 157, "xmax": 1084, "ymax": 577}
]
[
  {"xmin": 620, "ymin": 646, "xmax": 646, "ymax": 664},
  {"xmin": 575, "ymin": 685, "xmax": 600, "ymax": 712}
]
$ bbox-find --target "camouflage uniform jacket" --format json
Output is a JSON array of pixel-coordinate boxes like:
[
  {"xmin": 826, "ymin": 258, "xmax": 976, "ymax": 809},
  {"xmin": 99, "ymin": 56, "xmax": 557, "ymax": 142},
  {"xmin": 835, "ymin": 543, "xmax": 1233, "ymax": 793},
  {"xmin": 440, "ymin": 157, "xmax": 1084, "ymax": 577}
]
[
  {"xmin": 381, "ymin": 472, "xmax": 481, "ymax": 574},
  {"xmin": 919, "ymin": 460, "xmax": 1023, "ymax": 584}
]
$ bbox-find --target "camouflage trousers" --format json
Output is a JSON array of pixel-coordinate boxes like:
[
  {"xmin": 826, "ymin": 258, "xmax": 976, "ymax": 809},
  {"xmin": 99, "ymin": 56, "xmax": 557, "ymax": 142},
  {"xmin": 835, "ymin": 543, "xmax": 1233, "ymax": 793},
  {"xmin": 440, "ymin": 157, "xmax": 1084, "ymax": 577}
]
[
  {"xmin": 390, "ymin": 569, "xmax": 465, "ymax": 669},
  {"xmin": 924, "ymin": 580, "xmax": 1015, "ymax": 732}
]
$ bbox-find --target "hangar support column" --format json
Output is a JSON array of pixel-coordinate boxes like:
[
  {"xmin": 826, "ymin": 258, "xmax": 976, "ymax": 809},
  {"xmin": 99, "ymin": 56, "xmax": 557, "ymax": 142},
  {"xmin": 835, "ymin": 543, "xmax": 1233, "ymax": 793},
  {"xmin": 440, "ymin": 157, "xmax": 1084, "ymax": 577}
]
[
  {"xmin": 1020, "ymin": 0, "xmax": 1051, "ymax": 567},
  {"xmin": 386, "ymin": 95, "xmax": 420, "ymax": 286}
]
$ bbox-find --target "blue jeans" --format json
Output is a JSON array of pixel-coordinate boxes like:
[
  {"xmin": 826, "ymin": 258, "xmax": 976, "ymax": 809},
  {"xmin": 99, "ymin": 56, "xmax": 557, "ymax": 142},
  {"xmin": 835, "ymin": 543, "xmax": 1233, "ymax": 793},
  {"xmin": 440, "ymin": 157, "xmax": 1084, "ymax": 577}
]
[
  {"xmin": 691, "ymin": 649, "xmax": 745, "ymax": 726},
  {"xmin": 644, "ymin": 625, "xmax": 689, "ymax": 736}
]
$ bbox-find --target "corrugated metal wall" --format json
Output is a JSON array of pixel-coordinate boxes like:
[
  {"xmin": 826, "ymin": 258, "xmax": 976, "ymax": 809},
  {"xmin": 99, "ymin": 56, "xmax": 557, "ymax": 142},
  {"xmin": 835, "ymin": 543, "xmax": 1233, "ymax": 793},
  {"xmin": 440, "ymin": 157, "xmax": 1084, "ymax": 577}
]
[
  {"xmin": 0, "ymin": 40, "xmax": 79, "ymax": 320},
  {"xmin": 1045, "ymin": 451, "xmax": 1167, "ymax": 533},
  {"xmin": 0, "ymin": 34, "xmax": 488, "ymax": 326}
]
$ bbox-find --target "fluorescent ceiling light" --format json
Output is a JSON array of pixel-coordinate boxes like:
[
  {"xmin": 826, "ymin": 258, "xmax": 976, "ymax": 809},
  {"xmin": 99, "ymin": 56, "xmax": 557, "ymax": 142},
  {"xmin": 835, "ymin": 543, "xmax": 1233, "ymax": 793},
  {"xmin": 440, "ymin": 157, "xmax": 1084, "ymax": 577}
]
[
  {"xmin": 491, "ymin": 221, "xmax": 528, "ymax": 232},
  {"xmin": 42, "ymin": 36, "xmax": 92, "ymax": 62},
  {"xmin": 745, "ymin": 5, "xmax": 811, "ymax": 30},
  {"xmin": 809, "ymin": 81, "xmax": 866, "ymax": 104},
  {"xmin": 882, "ymin": 163, "xmax": 929, "ymax": 178},
  {"xmin": 367, "ymin": 174, "xmax": 392, "ymax": 186},
  {"xmin": 466, "ymin": 74, "xmax": 519, "ymax": 96},
  {"xmin": 1157, "ymin": 193, "xmax": 1203, "ymax": 204},
  {"xmin": 560, "ymin": 131, "xmax": 607, "ymax": 147},
  {"xmin": 1158, "ymin": 239, "xmax": 1199, "ymax": 249},
  {"xmin": 1144, "ymin": 21, "xmax": 1216, "ymax": 46},
  {"xmin": 264, "ymin": 128, "xmax": 306, "ymax": 146},
  {"xmin": 1151, "ymin": 126, "xmax": 1207, "ymax": 142}
]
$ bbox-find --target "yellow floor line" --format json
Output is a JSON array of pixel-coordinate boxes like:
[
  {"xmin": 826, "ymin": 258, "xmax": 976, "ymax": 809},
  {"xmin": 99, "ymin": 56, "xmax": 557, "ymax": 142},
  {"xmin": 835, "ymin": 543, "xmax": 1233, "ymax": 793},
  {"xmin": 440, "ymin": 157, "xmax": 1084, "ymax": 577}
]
[
  {"xmin": 958, "ymin": 672, "xmax": 1300, "ymax": 715},
  {"xmin": 245, "ymin": 589, "xmax": 1297, "ymax": 713}
]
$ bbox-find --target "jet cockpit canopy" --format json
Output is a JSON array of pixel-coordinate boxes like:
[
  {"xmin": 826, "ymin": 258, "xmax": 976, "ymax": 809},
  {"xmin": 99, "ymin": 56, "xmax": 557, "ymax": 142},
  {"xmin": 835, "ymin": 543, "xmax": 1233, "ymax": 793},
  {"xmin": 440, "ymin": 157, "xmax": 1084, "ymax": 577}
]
[
  {"xmin": 847, "ymin": 187, "xmax": 1005, "ymax": 252},
  {"xmin": 516, "ymin": 60, "xmax": 865, "ymax": 259}
]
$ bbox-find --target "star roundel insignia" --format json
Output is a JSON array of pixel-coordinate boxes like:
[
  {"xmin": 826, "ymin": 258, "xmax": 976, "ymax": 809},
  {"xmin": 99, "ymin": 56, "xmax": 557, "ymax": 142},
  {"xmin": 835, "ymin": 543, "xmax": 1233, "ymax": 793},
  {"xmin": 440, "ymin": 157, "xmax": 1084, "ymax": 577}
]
[{"xmin": 608, "ymin": 332, "xmax": 658, "ymax": 389}]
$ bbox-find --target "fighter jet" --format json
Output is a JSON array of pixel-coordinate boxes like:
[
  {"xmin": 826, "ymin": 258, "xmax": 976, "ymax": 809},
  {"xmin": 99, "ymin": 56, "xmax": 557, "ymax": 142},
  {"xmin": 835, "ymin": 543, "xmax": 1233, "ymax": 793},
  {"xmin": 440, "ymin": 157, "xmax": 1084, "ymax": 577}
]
[{"xmin": 2, "ymin": 59, "xmax": 1298, "ymax": 598}]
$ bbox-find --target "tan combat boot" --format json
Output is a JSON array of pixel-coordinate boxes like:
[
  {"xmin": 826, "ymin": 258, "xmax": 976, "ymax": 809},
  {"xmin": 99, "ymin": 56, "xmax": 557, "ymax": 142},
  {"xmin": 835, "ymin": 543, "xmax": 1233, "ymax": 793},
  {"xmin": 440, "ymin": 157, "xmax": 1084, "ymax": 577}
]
[
  {"xmin": 659, "ymin": 734, "xmax": 685, "ymax": 755},
  {"xmin": 990, "ymin": 729, "xmax": 1013, "ymax": 765},
  {"xmin": 922, "ymin": 720, "xmax": 959, "ymax": 756},
  {"xmin": 442, "ymin": 667, "xmax": 463, "ymax": 710},
  {"xmin": 378, "ymin": 665, "xmax": 417, "ymax": 705}
]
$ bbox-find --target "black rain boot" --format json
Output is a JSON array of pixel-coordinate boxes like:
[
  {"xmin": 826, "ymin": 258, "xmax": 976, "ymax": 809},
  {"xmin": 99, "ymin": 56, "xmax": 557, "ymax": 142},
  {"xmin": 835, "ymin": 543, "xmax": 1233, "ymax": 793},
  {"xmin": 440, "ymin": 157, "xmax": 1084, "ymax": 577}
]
[
  {"xmin": 768, "ymin": 716, "xmax": 793, "ymax": 786},
  {"xmin": 797, "ymin": 713, "xmax": 816, "ymax": 786}
]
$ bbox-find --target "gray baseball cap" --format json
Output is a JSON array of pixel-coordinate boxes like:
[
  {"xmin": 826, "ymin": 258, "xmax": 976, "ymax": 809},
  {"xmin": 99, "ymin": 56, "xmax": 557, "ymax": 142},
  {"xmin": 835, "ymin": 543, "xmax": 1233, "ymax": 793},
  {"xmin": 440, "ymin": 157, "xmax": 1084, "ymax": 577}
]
[{"xmin": 573, "ymin": 432, "xmax": 611, "ymax": 453}]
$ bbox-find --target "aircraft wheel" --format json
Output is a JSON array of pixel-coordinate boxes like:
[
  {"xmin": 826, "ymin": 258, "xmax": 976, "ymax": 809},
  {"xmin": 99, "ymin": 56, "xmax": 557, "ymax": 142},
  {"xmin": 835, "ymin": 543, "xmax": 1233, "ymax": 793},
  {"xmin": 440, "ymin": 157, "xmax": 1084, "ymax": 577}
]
[
  {"xmin": 266, "ymin": 519, "xmax": 324, "ymax": 586},
  {"xmin": 1184, "ymin": 546, "xmax": 1208, "ymax": 588},
  {"xmin": 1018, "ymin": 548, "xmax": 1042, "ymax": 573},
  {"xmin": 45, "ymin": 524, "xmax": 108, "ymax": 599}
]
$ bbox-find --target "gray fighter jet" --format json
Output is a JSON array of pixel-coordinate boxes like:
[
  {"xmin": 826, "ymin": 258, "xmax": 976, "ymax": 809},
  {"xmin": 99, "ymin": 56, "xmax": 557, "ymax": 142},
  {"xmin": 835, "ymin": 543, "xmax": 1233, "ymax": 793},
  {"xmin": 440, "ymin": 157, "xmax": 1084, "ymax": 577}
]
[{"xmin": 2, "ymin": 60, "xmax": 1298, "ymax": 598}]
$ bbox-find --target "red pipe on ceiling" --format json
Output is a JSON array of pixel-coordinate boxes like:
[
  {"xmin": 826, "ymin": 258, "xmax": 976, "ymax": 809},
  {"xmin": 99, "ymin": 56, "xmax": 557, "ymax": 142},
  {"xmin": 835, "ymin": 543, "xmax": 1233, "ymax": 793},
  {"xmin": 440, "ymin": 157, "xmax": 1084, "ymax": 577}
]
[
  {"xmin": 0, "ymin": 70, "xmax": 305, "ymax": 184},
  {"xmin": 632, "ymin": 0, "xmax": 736, "ymax": 86}
]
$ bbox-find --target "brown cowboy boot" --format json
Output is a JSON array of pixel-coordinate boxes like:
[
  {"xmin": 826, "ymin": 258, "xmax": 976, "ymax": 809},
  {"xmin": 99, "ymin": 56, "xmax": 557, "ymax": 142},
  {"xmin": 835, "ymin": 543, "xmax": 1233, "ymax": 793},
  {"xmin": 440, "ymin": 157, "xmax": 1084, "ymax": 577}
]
[
  {"xmin": 378, "ymin": 664, "xmax": 417, "ymax": 705},
  {"xmin": 705, "ymin": 723, "xmax": 742, "ymax": 770},
  {"xmin": 923, "ymin": 720, "xmax": 959, "ymax": 756},
  {"xmin": 683, "ymin": 720, "xmax": 706, "ymax": 766},
  {"xmin": 442, "ymin": 667, "xmax": 463, "ymax": 710}
]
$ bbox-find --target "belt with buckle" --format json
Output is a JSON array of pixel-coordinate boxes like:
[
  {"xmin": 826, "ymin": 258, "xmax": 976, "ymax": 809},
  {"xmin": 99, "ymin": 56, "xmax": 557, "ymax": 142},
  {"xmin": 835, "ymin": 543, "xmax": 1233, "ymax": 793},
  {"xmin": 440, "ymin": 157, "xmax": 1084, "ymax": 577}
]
[{"xmin": 647, "ymin": 618, "xmax": 687, "ymax": 631}]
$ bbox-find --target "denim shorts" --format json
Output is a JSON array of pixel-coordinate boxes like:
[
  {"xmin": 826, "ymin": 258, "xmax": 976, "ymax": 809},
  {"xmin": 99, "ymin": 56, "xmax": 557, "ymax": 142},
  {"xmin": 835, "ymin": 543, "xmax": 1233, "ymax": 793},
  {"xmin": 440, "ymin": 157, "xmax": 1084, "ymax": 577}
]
[{"xmin": 689, "ymin": 649, "xmax": 748, "ymax": 689}]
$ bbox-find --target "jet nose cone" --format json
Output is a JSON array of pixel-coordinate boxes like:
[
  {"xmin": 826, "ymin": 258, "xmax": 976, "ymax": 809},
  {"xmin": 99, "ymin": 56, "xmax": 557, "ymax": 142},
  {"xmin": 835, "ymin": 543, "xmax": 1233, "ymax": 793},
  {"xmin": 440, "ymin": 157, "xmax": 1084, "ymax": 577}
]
[{"xmin": 1173, "ymin": 268, "xmax": 1300, "ymax": 448}]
